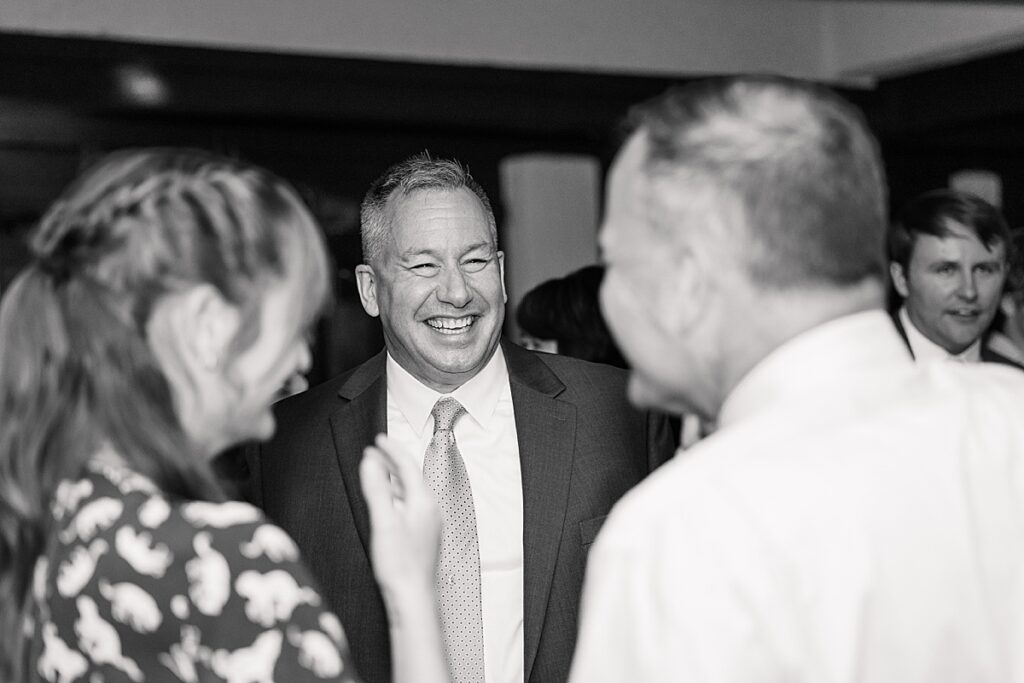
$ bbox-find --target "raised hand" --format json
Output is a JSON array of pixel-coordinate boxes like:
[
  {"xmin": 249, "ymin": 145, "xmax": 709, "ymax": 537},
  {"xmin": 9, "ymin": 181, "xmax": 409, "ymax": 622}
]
[
  {"xmin": 361, "ymin": 434, "xmax": 450, "ymax": 683},
  {"xmin": 360, "ymin": 434, "xmax": 442, "ymax": 617}
]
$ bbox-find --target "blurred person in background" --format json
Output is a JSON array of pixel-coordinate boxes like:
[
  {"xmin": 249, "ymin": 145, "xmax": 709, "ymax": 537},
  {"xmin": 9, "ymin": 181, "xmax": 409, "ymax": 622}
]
[
  {"xmin": 0, "ymin": 149, "xmax": 447, "ymax": 683},
  {"xmin": 516, "ymin": 265, "xmax": 627, "ymax": 368},
  {"xmin": 888, "ymin": 189, "xmax": 1020, "ymax": 367}
]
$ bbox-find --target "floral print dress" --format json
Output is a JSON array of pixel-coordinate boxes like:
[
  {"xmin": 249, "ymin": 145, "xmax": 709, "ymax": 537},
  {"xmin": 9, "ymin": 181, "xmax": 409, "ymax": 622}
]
[{"xmin": 25, "ymin": 457, "xmax": 362, "ymax": 683}]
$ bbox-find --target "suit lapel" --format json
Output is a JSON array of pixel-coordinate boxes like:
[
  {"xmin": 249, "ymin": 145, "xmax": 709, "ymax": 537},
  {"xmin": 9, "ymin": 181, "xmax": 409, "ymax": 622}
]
[
  {"xmin": 504, "ymin": 342, "xmax": 576, "ymax": 681},
  {"xmin": 981, "ymin": 344, "xmax": 1024, "ymax": 369},
  {"xmin": 329, "ymin": 351, "xmax": 388, "ymax": 559}
]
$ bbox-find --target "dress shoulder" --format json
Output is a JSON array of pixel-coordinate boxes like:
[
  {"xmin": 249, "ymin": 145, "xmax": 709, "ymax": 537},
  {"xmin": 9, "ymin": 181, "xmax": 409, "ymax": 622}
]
[{"xmin": 32, "ymin": 462, "xmax": 361, "ymax": 682}]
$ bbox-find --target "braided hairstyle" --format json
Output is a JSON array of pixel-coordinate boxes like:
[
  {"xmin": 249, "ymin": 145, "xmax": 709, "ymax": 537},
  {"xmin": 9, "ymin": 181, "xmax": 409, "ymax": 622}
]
[{"xmin": 0, "ymin": 148, "xmax": 331, "ymax": 678}]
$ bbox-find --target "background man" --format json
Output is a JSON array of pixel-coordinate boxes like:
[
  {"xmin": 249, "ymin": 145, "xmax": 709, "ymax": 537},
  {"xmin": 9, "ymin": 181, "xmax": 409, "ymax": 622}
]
[
  {"xmin": 248, "ymin": 153, "xmax": 675, "ymax": 683},
  {"xmin": 570, "ymin": 77, "xmax": 1024, "ymax": 681},
  {"xmin": 888, "ymin": 188, "xmax": 1019, "ymax": 365}
]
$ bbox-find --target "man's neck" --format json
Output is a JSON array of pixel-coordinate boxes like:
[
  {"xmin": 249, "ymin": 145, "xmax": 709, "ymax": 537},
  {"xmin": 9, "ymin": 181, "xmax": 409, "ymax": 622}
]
[{"xmin": 716, "ymin": 281, "xmax": 885, "ymax": 416}]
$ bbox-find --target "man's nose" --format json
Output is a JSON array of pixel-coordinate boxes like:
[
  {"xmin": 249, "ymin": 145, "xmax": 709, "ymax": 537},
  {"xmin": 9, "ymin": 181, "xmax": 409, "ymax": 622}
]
[
  {"xmin": 956, "ymin": 271, "xmax": 979, "ymax": 301},
  {"xmin": 436, "ymin": 267, "xmax": 472, "ymax": 306}
]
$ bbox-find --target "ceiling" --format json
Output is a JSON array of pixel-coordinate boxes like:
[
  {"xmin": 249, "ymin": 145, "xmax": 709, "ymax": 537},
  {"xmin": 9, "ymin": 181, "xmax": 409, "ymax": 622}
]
[{"xmin": 2, "ymin": 31, "xmax": 1024, "ymax": 224}]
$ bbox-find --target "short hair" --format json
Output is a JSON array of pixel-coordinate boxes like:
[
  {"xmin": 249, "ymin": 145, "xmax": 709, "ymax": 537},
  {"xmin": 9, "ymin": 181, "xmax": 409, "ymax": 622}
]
[
  {"xmin": 888, "ymin": 189, "xmax": 1010, "ymax": 270},
  {"xmin": 516, "ymin": 265, "xmax": 627, "ymax": 368},
  {"xmin": 631, "ymin": 76, "xmax": 888, "ymax": 290},
  {"xmin": 360, "ymin": 152, "xmax": 497, "ymax": 265}
]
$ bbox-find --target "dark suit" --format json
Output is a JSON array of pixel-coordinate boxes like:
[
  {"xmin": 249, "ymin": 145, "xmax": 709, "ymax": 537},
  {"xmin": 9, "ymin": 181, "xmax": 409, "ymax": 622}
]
[
  {"xmin": 246, "ymin": 340, "xmax": 676, "ymax": 683},
  {"xmin": 890, "ymin": 312, "xmax": 1024, "ymax": 368}
]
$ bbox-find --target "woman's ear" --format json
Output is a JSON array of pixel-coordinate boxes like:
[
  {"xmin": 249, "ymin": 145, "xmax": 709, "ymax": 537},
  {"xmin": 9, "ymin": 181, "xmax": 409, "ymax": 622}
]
[
  {"xmin": 189, "ymin": 285, "xmax": 242, "ymax": 373},
  {"xmin": 149, "ymin": 284, "xmax": 241, "ymax": 381}
]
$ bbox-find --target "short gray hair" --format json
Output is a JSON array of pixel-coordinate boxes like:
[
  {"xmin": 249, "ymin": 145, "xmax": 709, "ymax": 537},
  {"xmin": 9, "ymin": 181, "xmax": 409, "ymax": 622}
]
[
  {"xmin": 633, "ymin": 76, "xmax": 888, "ymax": 290},
  {"xmin": 360, "ymin": 152, "xmax": 497, "ymax": 266}
]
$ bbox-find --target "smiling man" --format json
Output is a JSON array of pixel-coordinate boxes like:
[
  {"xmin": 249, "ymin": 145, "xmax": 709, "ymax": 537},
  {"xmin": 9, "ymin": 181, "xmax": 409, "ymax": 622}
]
[
  {"xmin": 889, "ymin": 189, "xmax": 1020, "ymax": 366},
  {"xmin": 247, "ymin": 153, "xmax": 675, "ymax": 683}
]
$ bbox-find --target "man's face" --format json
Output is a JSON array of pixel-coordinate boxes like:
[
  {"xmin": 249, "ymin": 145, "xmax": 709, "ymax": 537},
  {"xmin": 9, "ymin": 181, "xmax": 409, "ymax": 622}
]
[
  {"xmin": 599, "ymin": 132, "xmax": 692, "ymax": 414},
  {"xmin": 357, "ymin": 187, "xmax": 506, "ymax": 393},
  {"xmin": 892, "ymin": 220, "xmax": 1006, "ymax": 354}
]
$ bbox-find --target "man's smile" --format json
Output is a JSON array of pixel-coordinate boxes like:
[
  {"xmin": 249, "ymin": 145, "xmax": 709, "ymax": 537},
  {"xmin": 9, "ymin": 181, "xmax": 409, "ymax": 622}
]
[
  {"xmin": 946, "ymin": 308, "xmax": 981, "ymax": 320},
  {"xmin": 425, "ymin": 315, "xmax": 478, "ymax": 334}
]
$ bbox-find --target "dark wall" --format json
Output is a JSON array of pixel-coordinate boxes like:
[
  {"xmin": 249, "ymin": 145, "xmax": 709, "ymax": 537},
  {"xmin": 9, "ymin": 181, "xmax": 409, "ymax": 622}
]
[
  {"xmin": 4, "ymin": 32, "xmax": 1024, "ymax": 379},
  {"xmin": 0, "ymin": 33, "xmax": 680, "ymax": 381}
]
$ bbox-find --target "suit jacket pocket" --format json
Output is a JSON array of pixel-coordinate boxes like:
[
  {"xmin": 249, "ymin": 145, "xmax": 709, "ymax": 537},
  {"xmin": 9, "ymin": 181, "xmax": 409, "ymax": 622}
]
[{"xmin": 579, "ymin": 515, "xmax": 608, "ymax": 550}]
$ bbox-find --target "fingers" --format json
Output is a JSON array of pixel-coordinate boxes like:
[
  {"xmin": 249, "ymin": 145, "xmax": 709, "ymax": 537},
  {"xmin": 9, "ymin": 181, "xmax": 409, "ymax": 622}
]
[
  {"xmin": 360, "ymin": 447, "xmax": 395, "ymax": 526},
  {"xmin": 370, "ymin": 434, "xmax": 428, "ymax": 503}
]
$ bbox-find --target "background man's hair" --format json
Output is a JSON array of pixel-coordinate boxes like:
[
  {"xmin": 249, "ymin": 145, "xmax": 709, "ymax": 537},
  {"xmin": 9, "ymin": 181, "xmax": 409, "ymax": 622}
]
[
  {"xmin": 360, "ymin": 151, "xmax": 497, "ymax": 265},
  {"xmin": 630, "ymin": 75, "xmax": 889, "ymax": 290},
  {"xmin": 888, "ymin": 189, "xmax": 1011, "ymax": 270}
]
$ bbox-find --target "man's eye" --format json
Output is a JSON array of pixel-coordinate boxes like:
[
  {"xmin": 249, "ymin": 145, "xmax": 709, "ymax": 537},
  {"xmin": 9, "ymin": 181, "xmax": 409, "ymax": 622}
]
[
  {"xmin": 935, "ymin": 264, "xmax": 957, "ymax": 275},
  {"xmin": 462, "ymin": 258, "xmax": 489, "ymax": 272},
  {"xmin": 411, "ymin": 263, "xmax": 439, "ymax": 272},
  {"xmin": 976, "ymin": 264, "xmax": 1000, "ymax": 275}
]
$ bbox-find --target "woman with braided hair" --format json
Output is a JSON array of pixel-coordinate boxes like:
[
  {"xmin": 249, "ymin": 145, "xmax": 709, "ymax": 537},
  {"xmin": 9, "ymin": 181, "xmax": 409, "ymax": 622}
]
[{"xmin": 0, "ymin": 149, "xmax": 447, "ymax": 683}]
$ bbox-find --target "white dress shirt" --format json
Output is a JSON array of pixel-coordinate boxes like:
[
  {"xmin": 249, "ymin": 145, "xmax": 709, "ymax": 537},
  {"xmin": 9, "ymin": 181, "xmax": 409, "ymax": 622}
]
[
  {"xmin": 571, "ymin": 310, "xmax": 1024, "ymax": 682},
  {"xmin": 387, "ymin": 351, "xmax": 524, "ymax": 683},
  {"xmin": 899, "ymin": 306, "xmax": 981, "ymax": 362}
]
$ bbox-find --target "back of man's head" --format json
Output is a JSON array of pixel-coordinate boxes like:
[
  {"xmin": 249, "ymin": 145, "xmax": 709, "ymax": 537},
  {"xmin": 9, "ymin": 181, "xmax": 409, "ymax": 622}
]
[
  {"xmin": 889, "ymin": 189, "xmax": 1010, "ymax": 271},
  {"xmin": 633, "ymin": 76, "xmax": 888, "ymax": 292}
]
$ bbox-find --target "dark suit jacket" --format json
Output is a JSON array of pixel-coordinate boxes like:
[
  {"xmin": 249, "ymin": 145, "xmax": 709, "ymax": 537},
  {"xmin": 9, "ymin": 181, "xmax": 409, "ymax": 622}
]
[
  {"xmin": 246, "ymin": 340, "xmax": 676, "ymax": 683},
  {"xmin": 890, "ymin": 312, "xmax": 1024, "ymax": 369}
]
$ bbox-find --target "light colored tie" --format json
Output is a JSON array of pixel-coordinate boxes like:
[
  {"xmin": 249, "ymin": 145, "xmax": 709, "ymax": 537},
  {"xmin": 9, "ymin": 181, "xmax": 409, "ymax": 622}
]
[{"xmin": 423, "ymin": 397, "xmax": 485, "ymax": 682}]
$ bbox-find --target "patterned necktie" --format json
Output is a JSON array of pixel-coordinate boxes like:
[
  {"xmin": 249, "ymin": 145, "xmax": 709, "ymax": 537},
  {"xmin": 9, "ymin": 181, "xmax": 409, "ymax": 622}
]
[{"xmin": 423, "ymin": 397, "xmax": 485, "ymax": 682}]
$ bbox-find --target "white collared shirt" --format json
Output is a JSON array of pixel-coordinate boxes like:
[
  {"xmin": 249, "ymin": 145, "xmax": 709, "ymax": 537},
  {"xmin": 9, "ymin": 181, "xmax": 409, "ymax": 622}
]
[
  {"xmin": 899, "ymin": 306, "xmax": 981, "ymax": 362},
  {"xmin": 386, "ymin": 351, "xmax": 524, "ymax": 683},
  {"xmin": 571, "ymin": 310, "xmax": 1024, "ymax": 682}
]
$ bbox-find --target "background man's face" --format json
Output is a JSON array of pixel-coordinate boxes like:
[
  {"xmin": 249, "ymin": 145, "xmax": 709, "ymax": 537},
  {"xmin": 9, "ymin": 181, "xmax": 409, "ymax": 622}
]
[
  {"xmin": 359, "ymin": 187, "xmax": 506, "ymax": 392},
  {"xmin": 892, "ymin": 220, "xmax": 1006, "ymax": 354}
]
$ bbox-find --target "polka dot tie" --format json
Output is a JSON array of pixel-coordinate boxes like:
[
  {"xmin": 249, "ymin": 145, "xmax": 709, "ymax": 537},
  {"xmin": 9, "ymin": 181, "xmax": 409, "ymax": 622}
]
[{"xmin": 423, "ymin": 397, "xmax": 485, "ymax": 682}]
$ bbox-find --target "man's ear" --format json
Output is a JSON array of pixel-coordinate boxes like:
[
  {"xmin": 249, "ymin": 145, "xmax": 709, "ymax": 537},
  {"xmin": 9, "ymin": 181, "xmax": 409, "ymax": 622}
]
[
  {"xmin": 656, "ymin": 245, "xmax": 707, "ymax": 337},
  {"xmin": 890, "ymin": 262, "xmax": 909, "ymax": 299},
  {"xmin": 497, "ymin": 251, "xmax": 507, "ymax": 304},
  {"xmin": 355, "ymin": 264, "xmax": 380, "ymax": 317}
]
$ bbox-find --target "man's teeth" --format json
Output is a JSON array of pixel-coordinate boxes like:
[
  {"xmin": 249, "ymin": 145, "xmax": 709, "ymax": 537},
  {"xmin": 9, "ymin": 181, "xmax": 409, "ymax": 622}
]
[{"xmin": 427, "ymin": 316, "xmax": 475, "ymax": 331}]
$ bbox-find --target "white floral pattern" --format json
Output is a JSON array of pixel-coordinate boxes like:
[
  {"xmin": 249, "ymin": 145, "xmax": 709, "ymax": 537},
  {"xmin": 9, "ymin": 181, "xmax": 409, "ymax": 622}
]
[{"xmin": 28, "ymin": 461, "xmax": 360, "ymax": 682}]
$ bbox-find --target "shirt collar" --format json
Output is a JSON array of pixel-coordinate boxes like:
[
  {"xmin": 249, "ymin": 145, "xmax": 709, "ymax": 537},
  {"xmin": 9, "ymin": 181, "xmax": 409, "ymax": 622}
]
[
  {"xmin": 718, "ymin": 310, "xmax": 913, "ymax": 428},
  {"xmin": 899, "ymin": 306, "xmax": 981, "ymax": 363},
  {"xmin": 386, "ymin": 349, "xmax": 508, "ymax": 437}
]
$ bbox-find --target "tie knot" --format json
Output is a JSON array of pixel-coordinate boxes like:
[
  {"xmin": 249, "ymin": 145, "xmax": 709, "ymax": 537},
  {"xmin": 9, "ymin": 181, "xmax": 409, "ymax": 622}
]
[{"xmin": 431, "ymin": 397, "xmax": 466, "ymax": 433}]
